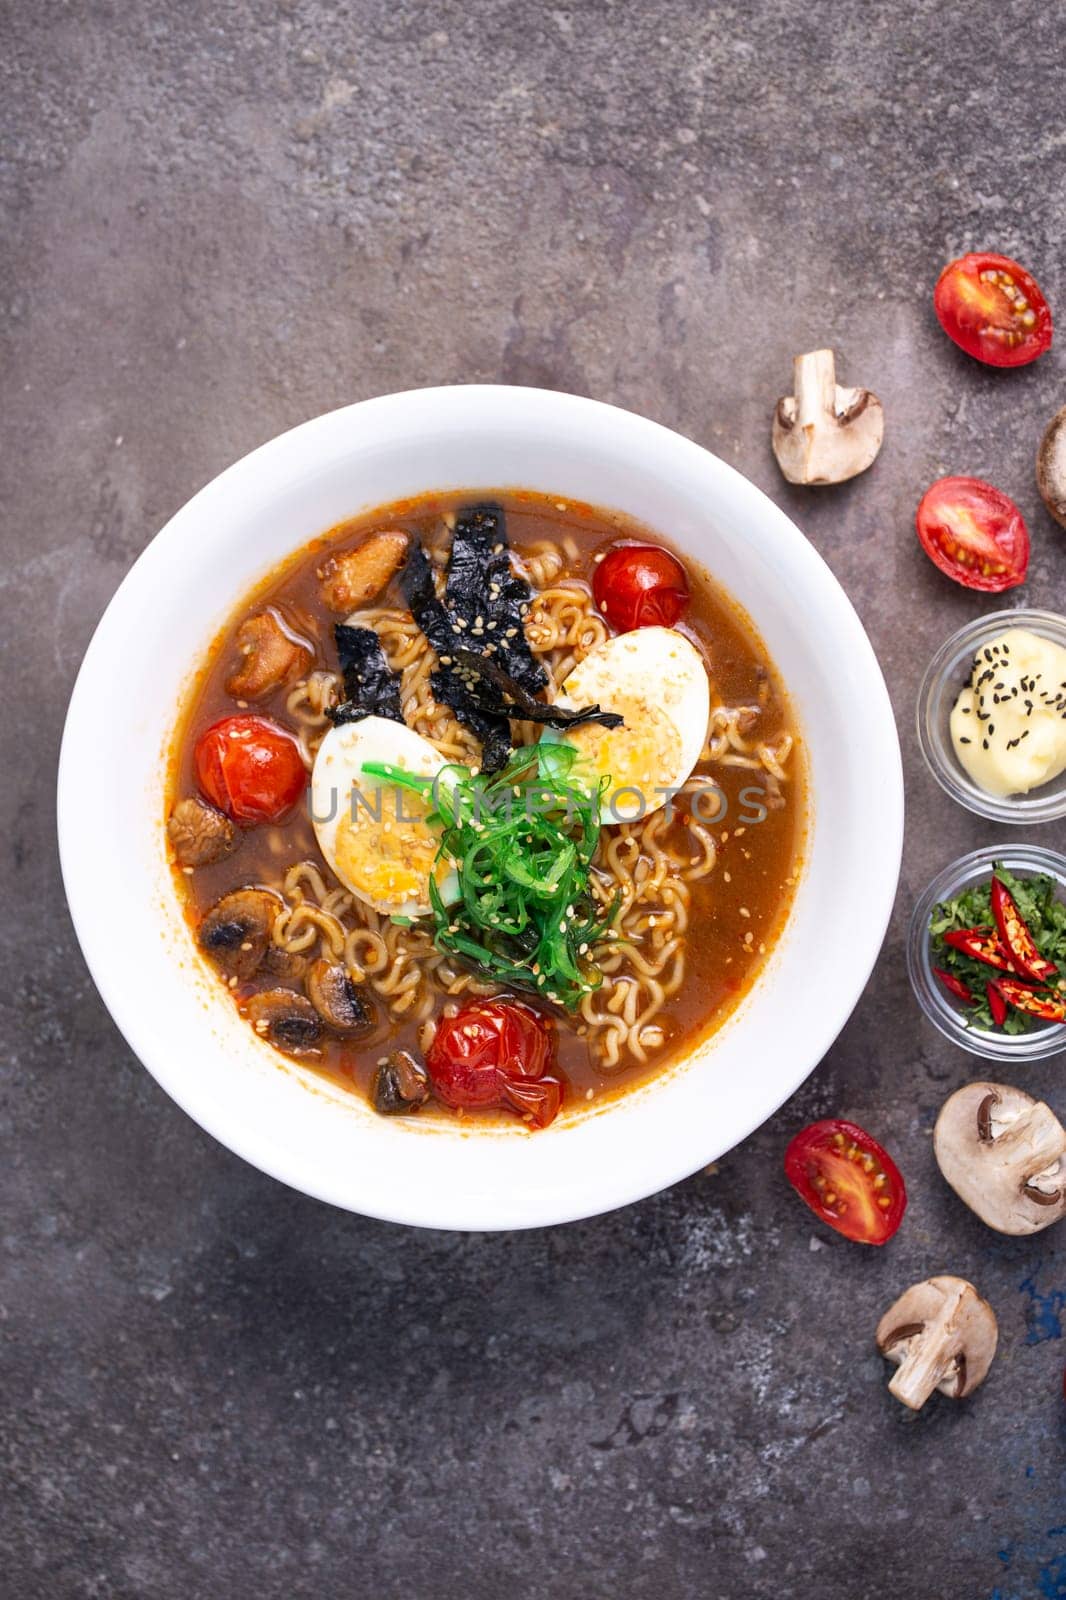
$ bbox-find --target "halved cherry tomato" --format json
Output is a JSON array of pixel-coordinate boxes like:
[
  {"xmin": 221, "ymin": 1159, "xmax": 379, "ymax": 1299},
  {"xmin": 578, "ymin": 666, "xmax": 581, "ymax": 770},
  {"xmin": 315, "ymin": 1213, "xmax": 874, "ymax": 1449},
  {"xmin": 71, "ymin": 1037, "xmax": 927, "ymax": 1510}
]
[
  {"xmin": 916, "ymin": 476, "xmax": 1029, "ymax": 593},
  {"xmin": 934, "ymin": 252, "xmax": 1053, "ymax": 368},
  {"xmin": 934, "ymin": 967, "xmax": 975, "ymax": 1005},
  {"xmin": 593, "ymin": 542, "xmax": 690, "ymax": 632},
  {"xmin": 194, "ymin": 714, "xmax": 307, "ymax": 824},
  {"xmin": 995, "ymin": 978, "xmax": 1066, "ymax": 1024},
  {"xmin": 986, "ymin": 981, "xmax": 1009, "ymax": 1028},
  {"xmin": 784, "ymin": 1119, "xmax": 907, "ymax": 1246},
  {"xmin": 942, "ymin": 926, "xmax": 1016, "ymax": 973},
  {"xmin": 991, "ymin": 876, "xmax": 1058, "ymax": 985},
  {"xmin": 426, "ymin": 999, "xmax": 562, "ymax": 1127}
]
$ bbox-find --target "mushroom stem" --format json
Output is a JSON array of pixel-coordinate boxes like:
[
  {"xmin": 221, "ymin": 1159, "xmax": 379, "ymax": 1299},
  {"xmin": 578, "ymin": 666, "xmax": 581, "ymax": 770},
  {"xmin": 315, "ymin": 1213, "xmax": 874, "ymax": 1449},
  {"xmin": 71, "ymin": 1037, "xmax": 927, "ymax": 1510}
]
[
  {"xmin": 792, "ymin": 349, "xmax": 840, "ymax": 431},
  {"xmin": 886, "ymin": 1286, "xmax": 966, "ymax": 1410}
]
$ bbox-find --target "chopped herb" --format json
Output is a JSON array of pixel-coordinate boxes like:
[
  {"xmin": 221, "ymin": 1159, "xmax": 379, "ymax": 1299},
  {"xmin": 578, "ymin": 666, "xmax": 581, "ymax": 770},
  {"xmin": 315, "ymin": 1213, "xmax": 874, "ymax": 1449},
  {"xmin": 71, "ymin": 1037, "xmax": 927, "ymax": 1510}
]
[{"xmin": 362, "ymin": 744, "xmax": 615, "ymax": 1009}]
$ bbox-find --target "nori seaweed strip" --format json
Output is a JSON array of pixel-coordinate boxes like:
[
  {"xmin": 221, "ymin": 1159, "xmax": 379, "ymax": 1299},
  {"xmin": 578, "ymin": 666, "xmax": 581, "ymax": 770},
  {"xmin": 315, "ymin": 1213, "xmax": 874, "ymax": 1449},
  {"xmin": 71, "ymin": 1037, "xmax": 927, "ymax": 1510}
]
[
  {"xmin": 401, "ymin": 513, "xmax": 566, "ymax": 772},
  {"xmin": 399, "ymin": 542, "xmax": 455, "ymax": 660},
  {"xmin": 326, "ymin": 624, "xmax": 404, "ymax": 726},
  {"xmin": 445, "ymin": 503, "xmax": 548, "ymax": 693},
  {"xmin": 451, "ymin": 648, "xmax": 623, "ymax": 732},
  {"xmin": 401, "ymin": 543, "xmax": 514, "ymax": 768}
]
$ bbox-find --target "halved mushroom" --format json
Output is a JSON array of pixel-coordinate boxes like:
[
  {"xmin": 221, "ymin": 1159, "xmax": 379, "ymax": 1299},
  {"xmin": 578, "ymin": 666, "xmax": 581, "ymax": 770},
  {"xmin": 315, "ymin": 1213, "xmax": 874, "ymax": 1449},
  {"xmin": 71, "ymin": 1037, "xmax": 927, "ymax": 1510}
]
[
  {"xmin": 245, "ymin": 987, "xmax": 323, "ymax": 1057},
  {"xmin": 167, "ymin": 795, "xmax": 237, "ymax": 868},
  {"xmin": 371, "ymin": 1049, "xmax": 430, "ymax": 1114},
  {"xmin": 225, "ymin": 607, "xmax": 314, "ymax": 700},
  {"xmin": 319, "ymin": 530, "xmax": 409, "ymax": 612},
  {"xmin": 197, "ymin": 888, "xmax": 280, "ymax": 981},
  {"xmin": 876, "ymin": 1275, "xmax": 997, "ymax": 1411},
  {"xmin": 934, "ymin": 1081, "xmax": 1066, "ymax": 1235},
  {"xmin": 305, "ymin": 958, "xmax": 372, "ymax": 1034},
  {"xmin": 772, "ymin": 349, "xmax": 884, "ymax": 485},
  {"xmin": 1036, "ymin": 404, "xmax": 1066, "ymax": 529}
]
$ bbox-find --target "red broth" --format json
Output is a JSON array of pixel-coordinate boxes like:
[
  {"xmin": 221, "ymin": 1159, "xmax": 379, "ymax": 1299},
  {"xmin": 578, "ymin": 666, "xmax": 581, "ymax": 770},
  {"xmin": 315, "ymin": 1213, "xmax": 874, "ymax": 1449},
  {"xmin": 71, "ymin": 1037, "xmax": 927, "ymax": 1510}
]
[{"xmin": 167, "ymin": 490, "xmax": 806, "ymax": 1121}]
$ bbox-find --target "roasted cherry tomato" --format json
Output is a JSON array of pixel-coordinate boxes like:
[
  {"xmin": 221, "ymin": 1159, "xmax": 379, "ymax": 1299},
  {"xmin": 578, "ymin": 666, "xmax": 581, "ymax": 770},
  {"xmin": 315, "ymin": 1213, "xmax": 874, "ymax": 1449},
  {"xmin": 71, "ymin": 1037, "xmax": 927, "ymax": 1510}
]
[
  {"xmin": 194, "ymin": 714, "xmax": 307, "ymax": 824},
  {"xmin": 991, "ymin": 876, "xmax": 1058, "ymax": 985},
  {"xmin": 934, "ymin": 252, "xmax": 1053, "ymax": 368},
  {"xmin": 426, "ymin": 999, "xmax": 562, "ymax": 1128},
  {"xmin": 593, "ymin": 542, "xmax": 689, "ymax": 632},
  {"xmin": 916, "ymin": 476, "xmax": 1029, "ymax": 593},
  {"xmin": 941, "ymin": 926, "xmax": 1015, "ymax": 972},
  {"xmin": 934, "ymin": 966, "xmax": 975, "ymax": 1004},
  {"xmin": 784, "ymin": 1119, "xmax": 907, "ymax": 1246},
  {"xmin": 986, "ymin": 980, "xmax": 1009, "ymax": 1028},
  {"xmin": 995, "ymin": 978, "xmax": 1066, "ymax": 1024}
]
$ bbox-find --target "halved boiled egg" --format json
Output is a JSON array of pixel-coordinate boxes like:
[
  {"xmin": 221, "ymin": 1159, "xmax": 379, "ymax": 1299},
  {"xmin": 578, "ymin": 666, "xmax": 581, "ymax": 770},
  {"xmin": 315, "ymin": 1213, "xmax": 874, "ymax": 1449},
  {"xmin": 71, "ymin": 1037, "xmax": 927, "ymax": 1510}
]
[
  {"xmin": 311, "ymin": 716, "xmax": 460, "ymax": 918},
  {"xmin": 546, "ymin": 626, "xmax": 710, "ymax": 822}
]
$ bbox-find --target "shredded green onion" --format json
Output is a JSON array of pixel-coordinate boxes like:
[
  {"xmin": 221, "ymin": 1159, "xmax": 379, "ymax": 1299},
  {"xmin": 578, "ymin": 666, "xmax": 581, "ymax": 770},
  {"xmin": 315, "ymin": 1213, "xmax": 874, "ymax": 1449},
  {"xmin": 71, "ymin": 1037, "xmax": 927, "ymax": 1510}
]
[{"xmin": 361, "ymin": 746, "xmax": 614, "ymax": 1008}]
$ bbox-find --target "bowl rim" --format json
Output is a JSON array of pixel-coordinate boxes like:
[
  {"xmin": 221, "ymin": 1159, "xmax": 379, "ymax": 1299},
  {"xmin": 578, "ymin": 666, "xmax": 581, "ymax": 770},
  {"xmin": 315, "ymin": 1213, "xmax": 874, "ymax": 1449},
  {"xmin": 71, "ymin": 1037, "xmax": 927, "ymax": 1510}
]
[
  {"xmin": 57, "ymin": 384, "xmax": 905, "ymax": 1228},
  {"xmin": 916, "ymin": 607, "xmax": 1066, "ymax": 825},
  {"xmin": 906, "ymin": 842, "xmax": 1066, "ymax": 1062}
]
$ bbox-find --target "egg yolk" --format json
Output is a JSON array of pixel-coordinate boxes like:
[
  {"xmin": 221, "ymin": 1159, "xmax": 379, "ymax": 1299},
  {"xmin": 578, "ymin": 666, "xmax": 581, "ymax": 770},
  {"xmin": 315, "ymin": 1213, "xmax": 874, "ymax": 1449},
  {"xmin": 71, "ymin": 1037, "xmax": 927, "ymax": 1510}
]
[
  {"xmin": 566, "ymin": 701, "xmax": 682, "ymax": 820},
  {"xmin": 333, "ymin": 783, "xmax": 446, "ymax": 910}
]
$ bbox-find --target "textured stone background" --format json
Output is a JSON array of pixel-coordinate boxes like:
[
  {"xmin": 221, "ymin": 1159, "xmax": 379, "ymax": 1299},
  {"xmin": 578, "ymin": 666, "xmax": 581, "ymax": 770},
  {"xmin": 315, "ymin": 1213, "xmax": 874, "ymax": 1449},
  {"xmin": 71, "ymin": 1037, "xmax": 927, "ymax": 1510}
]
[{"xmin": 3, "ymin": 2, "xmax": 1065, "ymax": 1596}]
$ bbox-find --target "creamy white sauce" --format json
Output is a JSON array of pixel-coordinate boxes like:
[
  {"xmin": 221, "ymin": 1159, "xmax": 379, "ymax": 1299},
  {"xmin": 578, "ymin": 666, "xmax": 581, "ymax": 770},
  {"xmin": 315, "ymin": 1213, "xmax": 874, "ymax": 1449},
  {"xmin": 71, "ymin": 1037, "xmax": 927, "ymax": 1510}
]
[{"xmin": 950, "ymin": 627, "xmax": 1066, "ymax": 798}]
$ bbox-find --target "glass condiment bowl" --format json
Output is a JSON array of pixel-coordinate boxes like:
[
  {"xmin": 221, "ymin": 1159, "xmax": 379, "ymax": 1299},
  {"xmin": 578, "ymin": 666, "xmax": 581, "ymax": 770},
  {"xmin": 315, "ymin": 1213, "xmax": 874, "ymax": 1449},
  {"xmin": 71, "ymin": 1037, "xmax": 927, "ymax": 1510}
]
[
  {"xmin": 907, "ymin": 844, "xmax": 1066, "ymax": 1062},
  {"xmin": 917, "ymin": 608, "xmax": 1066, "ymax": 824}
]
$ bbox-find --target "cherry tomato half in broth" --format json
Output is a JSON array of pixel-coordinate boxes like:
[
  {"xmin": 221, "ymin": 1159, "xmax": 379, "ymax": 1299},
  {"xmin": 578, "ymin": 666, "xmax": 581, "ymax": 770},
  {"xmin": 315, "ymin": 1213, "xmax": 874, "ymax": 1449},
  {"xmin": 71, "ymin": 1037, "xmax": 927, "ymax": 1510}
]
[
  {"xmin": 194, "ymin": 714, "xmax": 307, "ymax": 824},
  {"xmin": 426, "ymin": 999, "xmax": 562, "ymax": 1128},
  {"xmin": 916, "ymin": 477, "xmax": 1029, "ymax": 593},
  {"xmin": 784, "ymin": 1119, "xmax": 907, "ymax": 1245},
  {"xmin": 934, "ymin": 252, "xmax": 1053, "ymax": 368},
  {"xmin": 593, "ymin": 543, "xmax": 690, "ymax": 632}
]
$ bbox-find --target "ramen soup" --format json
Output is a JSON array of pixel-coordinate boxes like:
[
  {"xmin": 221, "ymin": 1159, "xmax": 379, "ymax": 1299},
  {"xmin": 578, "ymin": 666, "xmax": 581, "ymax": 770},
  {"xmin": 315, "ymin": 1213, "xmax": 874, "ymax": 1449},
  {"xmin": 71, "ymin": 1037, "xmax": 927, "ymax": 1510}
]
[{"xmin": 167, "ymin": 491, "xmax": 805, "ymax": 1129}]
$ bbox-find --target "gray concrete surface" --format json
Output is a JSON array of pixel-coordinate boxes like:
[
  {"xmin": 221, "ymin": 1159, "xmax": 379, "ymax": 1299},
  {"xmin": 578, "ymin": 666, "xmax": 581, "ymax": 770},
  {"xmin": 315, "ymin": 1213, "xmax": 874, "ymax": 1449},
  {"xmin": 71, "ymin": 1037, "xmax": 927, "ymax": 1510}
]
[{"xmin": 3, "ymin": 2, "xmax": 1065, "ymax": 1596}]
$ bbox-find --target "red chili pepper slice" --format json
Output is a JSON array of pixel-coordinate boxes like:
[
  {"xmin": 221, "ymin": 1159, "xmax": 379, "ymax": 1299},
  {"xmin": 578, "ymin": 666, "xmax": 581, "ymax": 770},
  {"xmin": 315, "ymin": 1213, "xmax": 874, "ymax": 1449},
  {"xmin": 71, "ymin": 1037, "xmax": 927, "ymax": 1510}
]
[
  {"xmin": 986, "ymin": 981, "xmax": 1008, "ymax": 1028},
  {"xmin": 941, "ymin": 926, "xmax": 1016, "ymax": 972},
  {"xmin": 934, "ymin": 967, "xmax": 975, "ymax": 1004},
  {"xmin": 991, "ymin": 877, "xmax": 1059, "ymax": 985},
  {"xmin": 996, "ymin": 977, "xmax": 1066, "ymax": 1024}
]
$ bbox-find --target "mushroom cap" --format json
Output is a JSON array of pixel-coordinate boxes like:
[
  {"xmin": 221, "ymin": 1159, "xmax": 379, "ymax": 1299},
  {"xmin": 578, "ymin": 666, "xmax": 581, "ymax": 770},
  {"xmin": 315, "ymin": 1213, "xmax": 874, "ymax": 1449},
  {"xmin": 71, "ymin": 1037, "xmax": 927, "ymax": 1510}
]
[
  {"xmin": 245, "ymin": 987, "xmax": 324, "ymax": 1057},
  {"xmin": 371, "ymin": 1049, "xmax": 430, "ymax": 1115},
  {"xmin": 772, "ymin": 348, "xmax": 884, "ymax": 486},
  {"xmin": 197, "ymin": 887, "xmax": 281, "ymax": 981},
  {"xmin": 1036, "ymin": 404, "xmax": 1066, "ymax": 529},
  {"xmin": 934, "ymin": 1081, "xmax": 1066, "ymax": 1236},
  {"xmin": 876, "ymin": 1275, "xmax": 997, "ymax": 1410},
  {"xmin": 167, "ymin": 795, "xmax": 238, "ymax": 869},
  {"xmin": 305, "ymin": 958, "xmax": 372, "ymax": 1034}
]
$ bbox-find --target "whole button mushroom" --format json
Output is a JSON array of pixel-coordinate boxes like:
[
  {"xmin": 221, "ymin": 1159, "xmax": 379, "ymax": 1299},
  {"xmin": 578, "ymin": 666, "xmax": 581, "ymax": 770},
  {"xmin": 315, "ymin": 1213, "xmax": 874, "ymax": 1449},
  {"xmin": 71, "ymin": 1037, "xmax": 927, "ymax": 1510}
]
[
  {"xmin": 876, "ymin": 1276, "xmax": 997, "ymax": 1411},
  {"xmin": 934, "ymin": 1082, "xmax": 1066, "ymax": 1236},
  {"xmin": 1036, "ymin": 405, "xmax": 1066, "ymax": 529},
  {"xmin": 772, "ymin": 349, "xmax": 884, "ymax": 485}
]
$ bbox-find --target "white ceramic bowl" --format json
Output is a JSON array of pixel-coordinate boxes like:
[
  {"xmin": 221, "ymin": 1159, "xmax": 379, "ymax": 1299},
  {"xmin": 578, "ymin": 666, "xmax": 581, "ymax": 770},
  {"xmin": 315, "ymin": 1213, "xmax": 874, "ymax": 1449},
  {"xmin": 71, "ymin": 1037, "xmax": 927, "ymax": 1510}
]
[{"xmin": 58, "ymin": 386, "xmax": 903, "ymax": 1230}]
